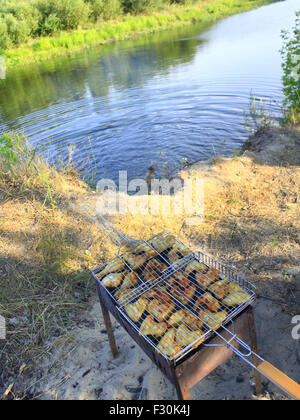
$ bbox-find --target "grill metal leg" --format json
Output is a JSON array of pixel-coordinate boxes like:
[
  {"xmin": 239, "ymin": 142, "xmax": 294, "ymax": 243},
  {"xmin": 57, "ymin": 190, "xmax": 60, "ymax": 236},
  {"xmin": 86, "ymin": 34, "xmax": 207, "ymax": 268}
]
[
  {"xmin": 247, "ymin": 307, "xmax": 263, "ymax": 397},
  {"xmin": 100, "ymin": 300, "xmax": 118, "ymax": 357}
]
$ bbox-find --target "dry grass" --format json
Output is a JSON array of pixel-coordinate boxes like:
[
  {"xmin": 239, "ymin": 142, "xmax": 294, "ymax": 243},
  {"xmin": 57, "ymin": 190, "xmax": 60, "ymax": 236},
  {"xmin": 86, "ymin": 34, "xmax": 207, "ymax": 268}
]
[{"xmin": 1, "ymin": 130, "xmax": 300, "ymax": 398}]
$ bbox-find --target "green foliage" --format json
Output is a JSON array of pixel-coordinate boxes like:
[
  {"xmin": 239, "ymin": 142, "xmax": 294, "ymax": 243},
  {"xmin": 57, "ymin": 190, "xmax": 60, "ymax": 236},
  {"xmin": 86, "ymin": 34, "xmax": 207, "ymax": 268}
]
[
  {"xmin": 37, "ymin": 0, "xmax": 90, "ymax": 31},
  {"xmin": 0, "ymin": 133, "xmax": 17, "ymax": 163},
  {"xmin": 88, "ymin": 0, "xmax": 122, "ymax": 22},
  {"xmin": 40, "ymin": 13, "xmax": 61, "ymax": 35},
  {"xmin": 0, "ymin": 0, "xmax": 275, "ymax": 56},
  {"xmin": 122, "ymin": 0, "xmax": 158, "ymax": 14},
  {"xmin": 170, "ymin": 0, "xmax": 198, "ymax": 5},
  {"xmin": 280, "ymin": 11, "xmax": 300, "ymax": 124},
  {"xmin": 244, "ymin": 93, "xmax": 275, "ymax": 133}
]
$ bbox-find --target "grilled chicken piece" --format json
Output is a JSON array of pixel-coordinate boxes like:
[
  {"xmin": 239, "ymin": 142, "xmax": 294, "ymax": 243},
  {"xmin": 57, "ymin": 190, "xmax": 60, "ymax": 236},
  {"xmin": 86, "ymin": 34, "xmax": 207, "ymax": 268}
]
[
  {"xmin": 181, "ymin": 283, "xmax": 196, "ymax": 304},
  {"xmin": 143, "ymin": 259, "xmax": 168, "ymax": 285},
  {"xmin": 171, "ymin": 242, "xmax": 191, "ymax": 256},
  {"xmin": 125, "ymin": 297, "xmax": 148, "ymax": 323},
  {"xmin": 144, "ymin": 259, "xmax": 167, "ymax": 274},
  {"xmin": 175, "ymin": 272, "xmax": 190, "ymax": 289},
  {"xmin": 169, "ymin": 285, "xmax": 184, "ymax": 302},
  {"xmin": 157, "ymin": 328, "xmax": 181, "ymax": 357},
  {"xmin": 169, "ymin": 283, "xmax": 196, "ymax": 306},
  {"xmin": 184, "ymin": 311, "xmax": 204, "ymax": 330},
  {"xmin": 222, "ymin": 290, "xmax": 250, "ymax": 306},
  {"xmin": 120, "ymin": 271, "xmax": 140, "ymax": 290},
  {"xmin": 149, "ymin": 234, "xmax": 176, "ymax": 253},
  {"xmin": 133, "ymin": 242, "xmax": 157, "ymax": 258},
  {"xmin": 185, "ymin": 260, "xmax": 208, "ymax": 277},
  {"xmin": 194, "ymin": 292, "xmax": 221, "ymax": 312},
  {"xmin": 198, "ymin": 309, "xmax": 227, "ymax": 330},
  {"xmin": 176, "ymin": 326, "xmax": 205, "ymax": 349},
  {"xmin": 168, "ymin": 249, "xmax": 181, "ymax": 264},
  {"xmin": 142, "ymin": 286, "xmax": 168, "ymax": 300},
  {"xmin": 195, "ymin": 272, "xmax": 214, "ymax": 290},
  {"xmin": 101, "ymin": 272, "xmax": 125, "ymax": 288},
  {"xmin": 139, "ymin": 315, "xmax": 168, "ymax": 337},
  {"xmin": 114, "ymin": 287, "xmax": 134, "ymax": 304},
  {"xmin": 208, "ymin": 279, "xmax": 230, "ymax": 299},
  {"xmin": 122, "ymin": 252, "xmax": 148, "ymax": 271},
  {"xmin": 228, "ymin": 282, "xmax": 246, "ymax": 294},
  {"xmin": 206, "ymin": 267, "xmax": 220, "ymax": 282},
  {"xmin": 148, "ymin": 299, "xmax": 175, "ymax": 322},
  {"xmin": 168, "ymin": 309, "xmax": 186, "ymax": 327},
  {"xmin": 97, "ymin": 258, "xmax": 125, "ymax": 280},
  {"xmin": 168, "ymin": 272, "xmax": 190, "ymax": 289}
]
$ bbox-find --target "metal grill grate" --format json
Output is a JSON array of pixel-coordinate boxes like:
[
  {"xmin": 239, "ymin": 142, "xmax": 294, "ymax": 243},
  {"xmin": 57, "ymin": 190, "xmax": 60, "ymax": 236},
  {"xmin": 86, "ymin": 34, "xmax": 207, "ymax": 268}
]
[{"xmin": 94, "ymin": 231, "xmax": 255, "ymax": 362}]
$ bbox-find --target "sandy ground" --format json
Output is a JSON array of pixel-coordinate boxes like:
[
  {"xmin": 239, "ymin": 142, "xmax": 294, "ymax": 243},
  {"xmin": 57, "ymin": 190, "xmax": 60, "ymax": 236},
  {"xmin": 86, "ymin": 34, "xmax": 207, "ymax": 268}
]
[{"xmin": 26, "ymin": 296, "xmax": 299, "ymax": 400}]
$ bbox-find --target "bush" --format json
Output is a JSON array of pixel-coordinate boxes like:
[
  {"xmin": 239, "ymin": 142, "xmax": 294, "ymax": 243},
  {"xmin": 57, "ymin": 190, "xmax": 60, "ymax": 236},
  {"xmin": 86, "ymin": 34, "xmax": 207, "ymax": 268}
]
[
  {"xmin": 0, "ymin": 133, "xmax": 17, "ymax": 164},
  {"xmin": 1, "ymin": 13, "xmax": 32, "ymax": 46},
  {"xmin": 122, "ymin": 0, "xmax": 157, "ymax": 14},
  {"xmin": 40, "ymin": 13, "xmax": 61, "ymax": 35},
  {"xmin": 0, "ymin": 19, "xmax": 12, "ymax": 49},
  {"xmin": 9, "ymin": 2, "xmax": 41, "ymax": 35},
  {"xmin": 170, "ymin": 0, "xmax": 197, "ymax": 5},
  {"xmin": 37, "ymin": 0, "xmax": 90, "ymax": 32},
  {"xmin": 280, "ymin": 11, "xmax": 300, "ymax": 124},
  {"xmin": 89, "ymin": 0, "xmax": 122, "ymax": 22}
]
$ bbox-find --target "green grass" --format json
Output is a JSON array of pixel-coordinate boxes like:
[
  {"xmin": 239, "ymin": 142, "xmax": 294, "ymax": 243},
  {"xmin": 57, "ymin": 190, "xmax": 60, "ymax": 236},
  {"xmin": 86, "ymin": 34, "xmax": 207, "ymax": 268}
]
[{"xmin": 3, "ymin": 0, "xmax": 277, "ymax": 68}]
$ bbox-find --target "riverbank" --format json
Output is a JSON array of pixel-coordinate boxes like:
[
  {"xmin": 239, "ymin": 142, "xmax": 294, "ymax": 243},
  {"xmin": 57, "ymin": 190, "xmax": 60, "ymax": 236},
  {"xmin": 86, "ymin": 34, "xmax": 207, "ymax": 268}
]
[
  {"xmin": 1, "ymin": 125, "xmax": 300, "ymax": 399},
  {"xmin": 3, "ymin": 0, "xmax": 277, "ymax": 69}
]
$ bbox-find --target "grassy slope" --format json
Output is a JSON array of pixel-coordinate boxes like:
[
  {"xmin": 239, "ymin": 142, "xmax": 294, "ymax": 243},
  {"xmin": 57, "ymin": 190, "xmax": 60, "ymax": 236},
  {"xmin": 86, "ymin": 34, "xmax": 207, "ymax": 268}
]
[
  {"xmin": 4, "ymin": 0, "xmax": 276, "ymax": 68},
  {"xmin": 1, "ymin": 128, "xmax": 300, "ymax": 397}
]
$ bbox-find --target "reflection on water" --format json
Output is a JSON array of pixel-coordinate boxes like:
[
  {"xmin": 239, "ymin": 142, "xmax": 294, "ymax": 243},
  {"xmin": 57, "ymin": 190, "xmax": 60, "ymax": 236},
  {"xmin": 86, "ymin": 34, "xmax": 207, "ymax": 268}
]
[{"xmin": 0, "ymin": 0, "xmax": 298, "ymax": 182}]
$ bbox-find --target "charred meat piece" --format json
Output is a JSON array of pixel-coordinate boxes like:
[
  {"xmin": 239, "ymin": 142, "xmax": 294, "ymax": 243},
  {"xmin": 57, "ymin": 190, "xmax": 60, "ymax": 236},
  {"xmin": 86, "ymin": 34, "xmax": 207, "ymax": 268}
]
[
  {"xmin": 198, "ymin": 309, "xmax": 227, "ymax": 330},
  {"xmin": 208, "ymin": 279, "xmax": 230, "ymax": 300},
  {"xmin": 176, "ymin": 326, "xmax": 205, "ymax": 349},
  {"xmin": 222, "ymin": 288, "xmax": 250, "ymax": 306},
  {"xmin": 171, "ymin": 242, "xmax": 191, "ymax": 256},
  {"xmin": 139, "ymin": 315, "xmax": 168, "ymax": 337},
  {"xmin": 167, "ymin": 249, "xmax": 181, "ymax": 264},
  {"xmin": 195, "ymin": 272, "xmax": 215, "ymax": 290},
  {"xmin": 193, "ymin": 292, "xmax": 221, "ymax": 312},
  {"xmin": 133, "ymin": 242, "xmax": 157, "ymax": 258},
  {"xmin": 169, "ymin": 283, "xmax": 196, "ymax": 306},
  {"xmin": 114, "ymin": 287, "xmax": 134, "ymax": 304},
  {"xmin": 143, "ymin": 259, "xmax": 168, "ymax": 285},
  {"xmin": 184, "ymin": 311, "xmax": 204, "ymax": 330},
  {"xmin": 101, "ymin": 272, "xmax": 126, "ymax": 288},
  {"xmin": 97, "ymin": 258, "xmax": 125, "ymax": 280},
  {"xmin": 149, "ymin": 234, "xmax": 176, "ymax": 254},
  {"xmin": 185, "ymin": 260, "xmax": 208, "ymax": 277},
  {"xmin": 125, "ymin": 297, "xmax": 148, "ymax": 323},
  {"xmin": 206, "ymin": 267, "xmax": 220, "ymax": 282},
  {"xmin": 157, "ymin": 328, "xmax": 181, "ymax": 357},
  {"xmin": 168, "ymin": 309, "xmax": 186, "ymax": 327},
  {"xmin": 122, "ymin": 252, "xmax": 148, "ymax": 271},
  {"xmin": 120, "ymin": 271, "xmax": 140, "ymax": 290},
  {"xmin": 147, "ymin": 299, "xmax": 175, "ymax": 322}
]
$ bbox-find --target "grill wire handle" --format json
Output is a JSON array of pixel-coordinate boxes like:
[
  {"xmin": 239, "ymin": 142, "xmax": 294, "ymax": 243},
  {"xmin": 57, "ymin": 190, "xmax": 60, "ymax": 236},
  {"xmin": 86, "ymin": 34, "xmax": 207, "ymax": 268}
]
[
  {"xmin": 204, "ymin": 319, "xmax": 252, "ymax": 358},
  {"xmin": 82, "ymin": 204, "xmax": 142, "ymax": 251},
  {"xmin": 203, "ymin": 319, "xmax": 300, "ymax": 400}
]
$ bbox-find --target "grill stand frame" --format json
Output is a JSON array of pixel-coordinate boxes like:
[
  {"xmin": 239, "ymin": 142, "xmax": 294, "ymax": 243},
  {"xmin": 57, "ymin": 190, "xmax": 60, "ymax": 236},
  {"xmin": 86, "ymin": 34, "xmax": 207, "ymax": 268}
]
[{"xmin": 96, "ymin": 282, "xmax": 262, "ymax": 400}]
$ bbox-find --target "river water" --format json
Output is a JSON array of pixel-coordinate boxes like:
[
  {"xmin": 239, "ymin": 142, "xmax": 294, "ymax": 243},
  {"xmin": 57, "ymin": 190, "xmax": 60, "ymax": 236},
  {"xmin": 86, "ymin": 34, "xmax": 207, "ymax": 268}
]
[{"xmin": 0, "ymin": 0, "xmax": 298, "ymax": 183}]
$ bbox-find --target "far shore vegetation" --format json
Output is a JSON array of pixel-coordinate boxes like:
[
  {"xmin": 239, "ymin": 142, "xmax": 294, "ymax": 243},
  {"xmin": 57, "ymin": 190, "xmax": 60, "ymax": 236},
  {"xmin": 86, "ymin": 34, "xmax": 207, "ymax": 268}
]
[{"xmin": 1, "ymin": 0, "xmax": 277, "ymax": 67}]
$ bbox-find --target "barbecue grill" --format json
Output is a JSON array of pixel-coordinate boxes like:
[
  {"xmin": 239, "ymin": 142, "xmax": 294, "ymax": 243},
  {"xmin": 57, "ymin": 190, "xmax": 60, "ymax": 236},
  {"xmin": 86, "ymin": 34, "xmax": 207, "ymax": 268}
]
[{"xmin": 83, "ymin": 204, "xmax": 300, "ymax": 400}]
